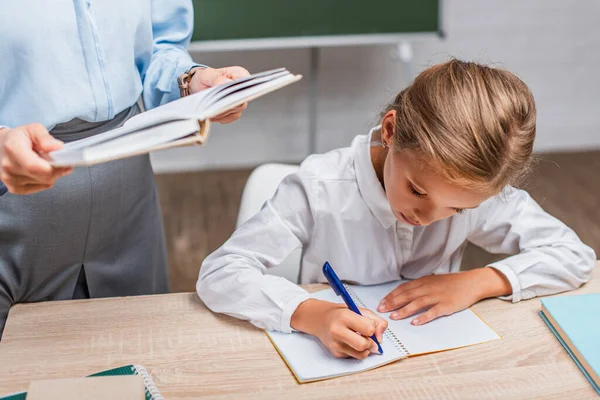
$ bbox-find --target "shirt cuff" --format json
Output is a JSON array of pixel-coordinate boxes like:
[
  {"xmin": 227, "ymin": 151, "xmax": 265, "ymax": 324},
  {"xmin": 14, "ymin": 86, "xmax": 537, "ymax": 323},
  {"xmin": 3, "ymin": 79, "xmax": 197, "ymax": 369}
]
[
  {"xmin": 487, "ymin": 262, "xmax": 534, "ymax": 302},
  {"xmin": 174, "ymin": 62, "xmax": 209, "ymax": 99},
  {"xmin": 178, "ymin": 62, "xmax": 209, "ymax": 79},
  {"xmin": 279, "ymin": 292, "xmax": 311, "ymax": 333},
  {"xmin": 189, "ymin": 63, "xmax": 209, "ymax": 70}
]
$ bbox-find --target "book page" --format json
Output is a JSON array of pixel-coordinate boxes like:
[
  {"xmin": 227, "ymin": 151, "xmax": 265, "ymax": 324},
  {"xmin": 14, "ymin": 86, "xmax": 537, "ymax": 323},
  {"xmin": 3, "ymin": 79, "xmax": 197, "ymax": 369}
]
[
  {"xmin": 201, "ymin": 68, "xmax": 287, "ymax": 104},
  {"xmin": 203, "ymin": 74, "xmax": 301, "ymax": 119},
  {"xmin": 84, "ymin": 119, "xmax": 200, "ymax": 164},
  {"xmin": 348, "ymin": 281, "xmax": 500, "ymax": 356},
  {"xmin": 202, "ymin": 70, "xmax": 290, "ymax": 106},
  {"xmin": 266, "ymin": 289, "xmax": 407, "ymax": 383}
]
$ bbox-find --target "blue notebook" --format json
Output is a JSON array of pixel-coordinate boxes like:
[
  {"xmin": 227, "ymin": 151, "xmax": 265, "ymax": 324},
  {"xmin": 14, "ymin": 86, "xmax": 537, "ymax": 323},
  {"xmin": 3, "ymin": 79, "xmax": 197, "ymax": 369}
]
[{"xmin": 540, "ymin": 294, "xmax": 600, "ymax": 395}]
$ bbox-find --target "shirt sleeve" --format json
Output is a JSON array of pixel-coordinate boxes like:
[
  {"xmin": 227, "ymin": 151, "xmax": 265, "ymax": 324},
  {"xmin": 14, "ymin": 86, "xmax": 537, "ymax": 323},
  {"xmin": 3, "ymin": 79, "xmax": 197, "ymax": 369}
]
[
  {"xmin": 468, "ymin": 188, "xmax": 596, "ymax": 302},
  {"xmin": 197, "ymin": 170, "xmax": 317, "ymax": 333},
  {"xmin": 142, "ymin": 0, "xmax": 206, "ymax": 109}
]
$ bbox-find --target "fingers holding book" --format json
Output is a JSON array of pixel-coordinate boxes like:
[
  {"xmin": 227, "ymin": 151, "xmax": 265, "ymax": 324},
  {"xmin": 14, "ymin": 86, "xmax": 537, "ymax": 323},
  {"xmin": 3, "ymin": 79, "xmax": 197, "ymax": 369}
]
[{"xmin": 189, "ymin": 66, "xmax": 251, "ymax": 124}]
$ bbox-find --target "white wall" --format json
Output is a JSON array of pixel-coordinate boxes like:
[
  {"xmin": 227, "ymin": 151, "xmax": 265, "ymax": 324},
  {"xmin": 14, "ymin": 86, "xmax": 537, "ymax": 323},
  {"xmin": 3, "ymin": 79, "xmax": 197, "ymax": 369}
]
[{"xmin": 150, "ymin": 0, "xmax": 600, "ymax": 173}]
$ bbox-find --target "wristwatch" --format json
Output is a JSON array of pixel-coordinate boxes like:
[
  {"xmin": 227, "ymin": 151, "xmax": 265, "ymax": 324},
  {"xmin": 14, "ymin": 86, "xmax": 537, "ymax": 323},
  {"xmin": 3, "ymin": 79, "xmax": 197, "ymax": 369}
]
[{"xmin": 177, "ymin": 65, "xmax": 206, "ymax": 97}]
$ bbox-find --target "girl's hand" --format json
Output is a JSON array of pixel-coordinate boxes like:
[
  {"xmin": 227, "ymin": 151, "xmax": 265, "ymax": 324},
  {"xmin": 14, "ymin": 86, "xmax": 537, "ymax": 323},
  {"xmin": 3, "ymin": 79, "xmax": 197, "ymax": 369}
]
[
  {"xmin": 0, "ymin": 125, "xmax": 72, "ymax": 195},
  {"xmin": 377, "ymin": 268, "xmax": 512, "ymax": 325},
  {"xmin": 189, "ymin": 66, "xmax": 250, "ymax": 124},
  {"xmin": 291, "ymin": 299, "xmax": 388, "ymax": 359}
]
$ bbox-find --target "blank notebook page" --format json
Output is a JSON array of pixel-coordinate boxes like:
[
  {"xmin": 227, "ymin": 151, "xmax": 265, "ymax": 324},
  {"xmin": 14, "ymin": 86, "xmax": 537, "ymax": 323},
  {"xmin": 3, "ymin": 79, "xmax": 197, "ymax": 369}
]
[
  {"xmin": 267, "ymin": 280, "xmax": 500, "ymax": 382},
  {"xmin": 349, "ymin": 281, "xmax": 501, "ymax": 355}
]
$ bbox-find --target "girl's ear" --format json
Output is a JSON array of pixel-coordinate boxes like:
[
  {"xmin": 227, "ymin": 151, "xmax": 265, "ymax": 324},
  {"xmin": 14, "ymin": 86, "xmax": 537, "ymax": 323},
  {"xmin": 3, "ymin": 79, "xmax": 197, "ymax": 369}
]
[{"xmin": 381, "ymin": 110, "xmax": 397, "ymax": 147}]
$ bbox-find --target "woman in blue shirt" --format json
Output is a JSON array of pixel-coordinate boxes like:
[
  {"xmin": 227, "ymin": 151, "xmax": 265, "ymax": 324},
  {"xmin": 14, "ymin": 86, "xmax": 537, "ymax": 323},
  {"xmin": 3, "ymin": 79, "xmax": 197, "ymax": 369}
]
[{"xmin": 0, "ymin": 0, "xmax": 249, "ymax": 339}]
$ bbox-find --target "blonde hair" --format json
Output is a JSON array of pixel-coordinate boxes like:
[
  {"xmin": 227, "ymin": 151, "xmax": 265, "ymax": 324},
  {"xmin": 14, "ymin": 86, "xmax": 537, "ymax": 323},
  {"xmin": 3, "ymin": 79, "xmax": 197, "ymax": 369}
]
[{"xmin": 383, "ymin": 59, "xmax": 536, "ymax": 193}]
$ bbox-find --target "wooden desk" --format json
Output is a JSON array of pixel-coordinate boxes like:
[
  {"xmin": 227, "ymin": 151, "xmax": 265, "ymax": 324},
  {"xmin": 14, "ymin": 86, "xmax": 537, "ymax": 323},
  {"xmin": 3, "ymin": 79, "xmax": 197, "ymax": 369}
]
[{"xmin": 1, "ymin": 264, "xmax": 599, "ymax": 399}]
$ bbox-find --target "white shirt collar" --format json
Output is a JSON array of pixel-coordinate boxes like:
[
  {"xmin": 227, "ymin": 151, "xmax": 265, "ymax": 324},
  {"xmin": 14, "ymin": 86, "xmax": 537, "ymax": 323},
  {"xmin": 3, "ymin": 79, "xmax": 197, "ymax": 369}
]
[{"xmin": 353, "ymin": 125, "xmax": 399, "ymax": 229}]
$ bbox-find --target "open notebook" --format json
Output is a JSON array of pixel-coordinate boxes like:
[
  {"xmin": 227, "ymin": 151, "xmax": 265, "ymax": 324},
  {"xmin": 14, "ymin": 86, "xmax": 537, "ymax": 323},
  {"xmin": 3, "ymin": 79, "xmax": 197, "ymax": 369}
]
[
  {"xmin": 46, "ymin": 68, "xmax": 301, "ymax": 166},
  {"xmin": 267, "ymin": 281, "xmax": 500, "ymax": 383}
]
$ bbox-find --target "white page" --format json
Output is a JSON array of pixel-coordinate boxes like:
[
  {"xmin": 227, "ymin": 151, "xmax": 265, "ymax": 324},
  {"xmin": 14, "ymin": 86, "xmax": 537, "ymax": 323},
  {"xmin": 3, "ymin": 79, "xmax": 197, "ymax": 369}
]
[
  {"xmin": 51, "ymin": 100, "xmax": 205, "ymax": 155},
  {"xmin": 348, "ymin": 281, "xmax": 501, "ymax": 355},
  {"xmin": 201, "ymin": 68, "xmax": 287, "ymax": 104},
  {"xmin": 266, "ymin": 289, "xmax": 408, "ymax": 383},
  {"xmin": 84, "ymin": 119, "xmax": 200, "ymax": 163},
  {"xmin": 203, "ymin": 74, "xmax": 301, "ymax": 119},
  {"xmin": 57, "ymin": 123, "xmax": 142, "ymax": 152},
  {"xmin": 202, "ymin": 70, "xmax": 290, "ymax": 106},
  {"xmin": 50, "ymin": 119, "xmax": 199, "ymax": 166}
]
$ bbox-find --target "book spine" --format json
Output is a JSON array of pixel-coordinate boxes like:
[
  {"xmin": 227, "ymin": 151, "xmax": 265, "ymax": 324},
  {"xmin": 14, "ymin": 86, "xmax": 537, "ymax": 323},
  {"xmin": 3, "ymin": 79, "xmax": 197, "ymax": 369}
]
[
  {"xmin": 132, "ymin": 365, "xmax": 164, "ymax": 400},
  {"xmin": 344, "ymin": 284, "xmax": 411, "ymax": 357}
]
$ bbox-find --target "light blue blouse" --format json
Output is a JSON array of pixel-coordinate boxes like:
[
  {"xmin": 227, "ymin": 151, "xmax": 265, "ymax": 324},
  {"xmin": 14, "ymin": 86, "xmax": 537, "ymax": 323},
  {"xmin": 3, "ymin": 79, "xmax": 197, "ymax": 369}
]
[{"xmin": 0, "ymin": 0, "xmax": 202, "ymax": 130}]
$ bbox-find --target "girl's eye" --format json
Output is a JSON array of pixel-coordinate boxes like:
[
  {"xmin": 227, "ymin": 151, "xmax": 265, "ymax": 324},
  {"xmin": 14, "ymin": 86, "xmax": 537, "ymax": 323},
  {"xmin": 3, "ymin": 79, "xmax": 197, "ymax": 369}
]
[
  {"xmin": 408, "ymin": 182, "xmax": 425, "ymax": 197},
  {"xmin": 454, "ymin": 208, "xmax": 465, "ymax": 214}
]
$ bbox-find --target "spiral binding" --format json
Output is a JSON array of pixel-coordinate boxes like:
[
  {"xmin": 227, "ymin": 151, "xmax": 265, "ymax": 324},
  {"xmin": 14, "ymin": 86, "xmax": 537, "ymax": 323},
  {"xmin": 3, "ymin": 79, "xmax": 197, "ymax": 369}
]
[
  {"xmin": 344, "ymin": 284, "xmax": 411, "ymax": 357},
  {"xmin": 132, "ymin": 365, "xmax": 164, "ymax": 400}
]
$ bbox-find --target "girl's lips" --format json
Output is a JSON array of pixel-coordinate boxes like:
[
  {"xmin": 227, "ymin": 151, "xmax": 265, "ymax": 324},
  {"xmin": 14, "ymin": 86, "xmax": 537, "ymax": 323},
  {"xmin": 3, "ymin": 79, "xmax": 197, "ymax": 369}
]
[{"xmin": 399, "ymin": 212, "xmax": 421, "ymax": 226}]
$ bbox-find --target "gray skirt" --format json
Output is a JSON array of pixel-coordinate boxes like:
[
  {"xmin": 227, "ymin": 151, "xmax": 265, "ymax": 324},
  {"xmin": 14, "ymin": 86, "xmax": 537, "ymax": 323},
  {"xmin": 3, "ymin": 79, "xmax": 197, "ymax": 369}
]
[{"xmin": 0, "ymin": 105, "xmax": 168, "ymax": 339}]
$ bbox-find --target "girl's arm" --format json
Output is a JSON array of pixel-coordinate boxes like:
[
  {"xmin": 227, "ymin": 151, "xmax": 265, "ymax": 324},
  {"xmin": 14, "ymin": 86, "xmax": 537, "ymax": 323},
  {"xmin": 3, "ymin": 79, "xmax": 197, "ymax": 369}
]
[
  {"xmin": 197, "ymin": 171, "xmax": 315, "ymax": 333},
  {"xmin": 468, "ymin": 188, "xmax": 596, "ymax": 302},
  {"xmin": 378, "ymin": 187, "xmax": 595, "ymax": 326}
]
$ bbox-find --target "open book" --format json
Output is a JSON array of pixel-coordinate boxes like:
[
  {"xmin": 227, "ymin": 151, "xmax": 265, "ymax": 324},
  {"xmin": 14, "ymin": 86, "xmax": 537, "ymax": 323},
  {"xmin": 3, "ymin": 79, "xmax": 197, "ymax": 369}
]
[
  {"xmin": 267, "ymin": 281, "xmax": 500, "ymax": 383},
  {"xmin": 46, "ymin": 68, "xmax": 302, "ymax": 166}
]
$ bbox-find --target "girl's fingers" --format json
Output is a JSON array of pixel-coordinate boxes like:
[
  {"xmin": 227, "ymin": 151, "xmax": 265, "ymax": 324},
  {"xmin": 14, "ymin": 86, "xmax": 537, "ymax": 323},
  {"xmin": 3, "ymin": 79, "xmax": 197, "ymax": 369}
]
[
  {"xmin": 411, "ymin": 304, "xmax": 450, "ymax": 325},
  {"xmin": 336, "ymin": 342, "xmax": 372, "ymax": 360},
  {"xmin": 390, "ymin": 296, "xmax": 437, "ymax": 320},
  {"xmin": 360, "ymin": 309, "xmax": 388, "ymax": 342},
  {"xmin": 379, "ymin": 279, "xmax": 424, "ymax": 311},
  {"xmin": 379, "ymin": 286, "xmax": 426, "ymax": 312}
]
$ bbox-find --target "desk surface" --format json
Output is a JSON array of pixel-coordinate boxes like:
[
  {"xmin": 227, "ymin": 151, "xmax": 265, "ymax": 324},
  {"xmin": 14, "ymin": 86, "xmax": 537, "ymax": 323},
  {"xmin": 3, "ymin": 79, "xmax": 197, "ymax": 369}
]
[{"xmin": 1, "ymin": 264, "xmax": 599, "ymax": 399}]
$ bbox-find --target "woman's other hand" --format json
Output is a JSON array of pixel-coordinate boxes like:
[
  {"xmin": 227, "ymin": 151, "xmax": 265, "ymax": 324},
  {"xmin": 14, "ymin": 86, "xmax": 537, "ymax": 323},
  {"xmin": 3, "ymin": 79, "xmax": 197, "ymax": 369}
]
[{"xmin": 0, "ymin": 124, "xmax": 72, "ymax": 195}]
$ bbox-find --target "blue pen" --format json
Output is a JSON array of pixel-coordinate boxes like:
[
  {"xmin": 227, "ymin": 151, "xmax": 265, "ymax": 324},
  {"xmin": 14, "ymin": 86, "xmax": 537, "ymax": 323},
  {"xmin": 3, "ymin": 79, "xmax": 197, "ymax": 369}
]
[{"xmin": 322, "ymin": 261, "xmax": 383, "ymax": 355}]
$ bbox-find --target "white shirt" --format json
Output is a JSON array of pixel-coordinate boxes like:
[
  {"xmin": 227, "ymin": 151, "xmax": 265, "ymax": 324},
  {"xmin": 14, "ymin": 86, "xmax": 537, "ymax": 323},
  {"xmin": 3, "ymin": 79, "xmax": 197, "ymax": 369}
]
[{"xmin": 197, "ymin": 127, "xmax": 596, "ymax": 333}]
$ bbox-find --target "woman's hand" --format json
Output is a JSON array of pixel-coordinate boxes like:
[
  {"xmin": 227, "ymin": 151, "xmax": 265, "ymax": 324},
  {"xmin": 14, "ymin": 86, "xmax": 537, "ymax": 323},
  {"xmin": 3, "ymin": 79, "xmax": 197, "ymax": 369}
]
[
  {"xmin": 377, "ymin": 268, "xmax": 512, "ymax": 325},
  {"xmin": 0, "ymin": 124, "xmax": 72, "ymax": 195},
  {"xmin": 291, "ymin": 299, "xmax": 388, "ymax": 359},
  {"xmin": 189, "ymin": 66, "xmax": 251, "ymax": 124}
]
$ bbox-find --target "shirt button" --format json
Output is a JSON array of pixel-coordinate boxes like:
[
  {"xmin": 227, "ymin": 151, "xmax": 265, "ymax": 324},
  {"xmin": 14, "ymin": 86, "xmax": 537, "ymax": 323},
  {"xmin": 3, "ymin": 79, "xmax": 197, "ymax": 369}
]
[{"xmin": 397, "ymin": 227, "xmax": 411, "ymax": 239}]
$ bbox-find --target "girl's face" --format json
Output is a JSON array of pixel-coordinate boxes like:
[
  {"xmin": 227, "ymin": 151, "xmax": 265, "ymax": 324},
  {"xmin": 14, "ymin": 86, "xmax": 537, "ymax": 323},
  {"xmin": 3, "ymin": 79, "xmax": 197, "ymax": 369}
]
[{"xmin": 377, "ymin": 113, "xmax": 493, "ymax": 227}]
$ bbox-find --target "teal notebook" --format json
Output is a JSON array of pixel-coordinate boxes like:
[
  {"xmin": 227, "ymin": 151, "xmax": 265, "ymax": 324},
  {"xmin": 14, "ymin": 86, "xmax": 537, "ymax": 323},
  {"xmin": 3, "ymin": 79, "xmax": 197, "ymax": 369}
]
[
  {"xmin": 540, "ymin": 294, "xmax": 600, "ymax": 395},
  {"xmin": 0, "ymin": 365, "xmax": 162, "ymax": 400}
]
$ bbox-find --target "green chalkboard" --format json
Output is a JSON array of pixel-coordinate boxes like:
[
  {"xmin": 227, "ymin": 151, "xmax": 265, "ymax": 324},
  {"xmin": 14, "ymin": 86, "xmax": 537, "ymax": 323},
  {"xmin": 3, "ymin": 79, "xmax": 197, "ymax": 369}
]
[{"xmin": 191, "ymin": 0, "xmax": 440, "ymax": 42}]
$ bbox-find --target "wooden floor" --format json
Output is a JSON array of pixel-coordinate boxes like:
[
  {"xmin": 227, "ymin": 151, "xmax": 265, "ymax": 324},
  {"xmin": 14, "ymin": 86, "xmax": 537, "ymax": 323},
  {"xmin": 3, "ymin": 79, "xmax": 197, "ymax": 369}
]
[{"xmin": 156, "ymin": 151, "xmax": 600, "ymax": 293}]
